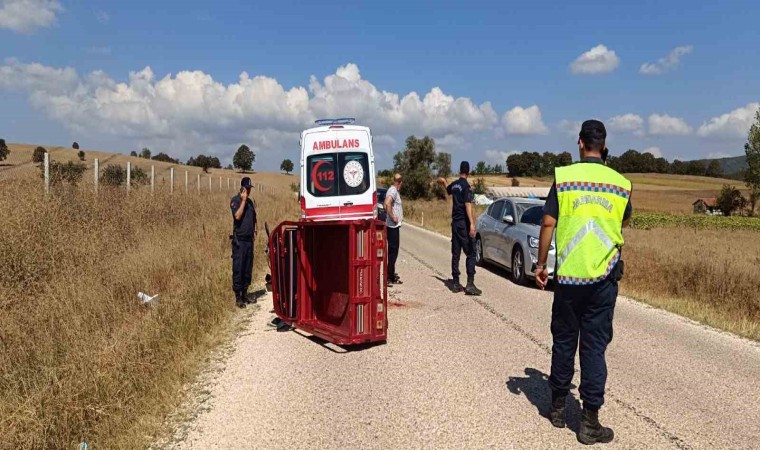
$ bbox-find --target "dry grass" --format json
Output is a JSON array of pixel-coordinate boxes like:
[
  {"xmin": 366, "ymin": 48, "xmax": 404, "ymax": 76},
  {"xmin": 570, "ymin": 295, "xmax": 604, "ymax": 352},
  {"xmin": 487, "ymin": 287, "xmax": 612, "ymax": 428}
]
[
  {"xmin": 404, "ymin": 198, "xmax": 760, "ymax": 341},
  {"xmin": 0, "ymin": 175, "xmax": 298, "ymax": 449}
]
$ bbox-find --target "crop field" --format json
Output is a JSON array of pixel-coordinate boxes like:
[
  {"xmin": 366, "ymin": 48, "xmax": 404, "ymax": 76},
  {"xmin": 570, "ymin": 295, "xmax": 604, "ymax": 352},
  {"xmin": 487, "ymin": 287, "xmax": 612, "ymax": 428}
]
[{"xmin": 0, "ymin": 157, "xmax": 299, "ymax": 448}]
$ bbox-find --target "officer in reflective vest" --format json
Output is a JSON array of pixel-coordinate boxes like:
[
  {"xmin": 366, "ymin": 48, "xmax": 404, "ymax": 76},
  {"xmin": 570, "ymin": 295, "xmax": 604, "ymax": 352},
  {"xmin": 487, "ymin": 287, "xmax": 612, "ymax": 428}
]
[{"xmin": 536, "ymin": 120, "xmax": 632, "ymax": 445}]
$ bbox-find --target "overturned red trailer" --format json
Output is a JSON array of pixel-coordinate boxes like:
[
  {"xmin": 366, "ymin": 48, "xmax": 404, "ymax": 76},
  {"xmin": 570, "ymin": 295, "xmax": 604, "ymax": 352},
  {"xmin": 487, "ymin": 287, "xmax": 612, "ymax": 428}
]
[{"xmin": 266, "ymin": 118, "xmax": 388, "ymax": 345}]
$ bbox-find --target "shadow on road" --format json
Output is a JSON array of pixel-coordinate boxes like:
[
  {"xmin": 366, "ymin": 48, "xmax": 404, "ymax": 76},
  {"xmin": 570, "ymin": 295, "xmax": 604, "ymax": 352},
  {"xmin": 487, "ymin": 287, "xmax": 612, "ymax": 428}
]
[
  {"xmin": 291, "ymin": 329, "xmax": 385, "ymax": 354},
  {"xmin": 506, "ymin": 368, "xmax": 581, "ymax": 432},
  {"xmin": 479, "ymin": 264, "xmax": 556, "ymax": 293}
]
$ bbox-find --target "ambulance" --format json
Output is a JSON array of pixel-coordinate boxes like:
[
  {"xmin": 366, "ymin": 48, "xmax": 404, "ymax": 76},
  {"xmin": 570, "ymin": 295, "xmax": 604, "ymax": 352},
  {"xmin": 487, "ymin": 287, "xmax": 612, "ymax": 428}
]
[{"xmin": 299, "ymin": 118, "xmax": 377, "ymax": 221}]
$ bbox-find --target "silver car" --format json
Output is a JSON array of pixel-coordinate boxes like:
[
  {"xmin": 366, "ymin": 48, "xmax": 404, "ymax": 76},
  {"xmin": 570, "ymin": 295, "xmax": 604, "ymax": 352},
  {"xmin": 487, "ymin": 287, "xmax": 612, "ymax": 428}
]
[{"xmin": 474, "ymin": 197, "xmax": 556, "ymax": 285}]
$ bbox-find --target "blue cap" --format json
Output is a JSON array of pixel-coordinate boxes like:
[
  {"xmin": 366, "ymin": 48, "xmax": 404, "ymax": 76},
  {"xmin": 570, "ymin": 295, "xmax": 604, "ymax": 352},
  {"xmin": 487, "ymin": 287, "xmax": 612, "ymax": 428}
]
[{"xmin": 241, "ymin": 177, "xmax": 252, "ymax": 188}]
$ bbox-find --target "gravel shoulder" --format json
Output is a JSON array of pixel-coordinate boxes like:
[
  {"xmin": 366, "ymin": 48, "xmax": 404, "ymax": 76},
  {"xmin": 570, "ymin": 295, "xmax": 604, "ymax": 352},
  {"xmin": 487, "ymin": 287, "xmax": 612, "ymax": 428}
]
[{"xmin": 166, "ymin": 225, "xmax": 760, "ymax": 450}]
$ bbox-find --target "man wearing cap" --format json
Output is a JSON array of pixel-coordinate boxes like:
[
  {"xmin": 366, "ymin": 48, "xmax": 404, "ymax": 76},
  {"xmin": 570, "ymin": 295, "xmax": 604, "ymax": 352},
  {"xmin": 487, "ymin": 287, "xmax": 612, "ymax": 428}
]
[
  {"xmin": 439, "ymin": 161, "xmax": 482, "ymax": 296},
  {"xmin": 230, "ymin": 177, "xmax": 258, "ymax": 308},
  {"xmin": 535, "ymin": 120, "xmax": 632, "ymax": 445},
  {"xmin": 384, "ymin": 173, "xmax": 404, "ymax": 286}
]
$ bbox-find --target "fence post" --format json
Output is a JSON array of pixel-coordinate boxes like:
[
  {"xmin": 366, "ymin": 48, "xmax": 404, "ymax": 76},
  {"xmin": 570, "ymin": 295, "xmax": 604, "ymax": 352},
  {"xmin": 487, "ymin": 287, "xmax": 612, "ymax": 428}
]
[
  {"xmin": 209, "ymin": 176, "xmax": 212, "ymax": 192},
  {"xmin": 170, "ymin": 168, "xmax": 174, "ymax": 193},
  {"xmin": 185, "ymin": 171, "xmax": 189, "ymax": 194},
  {"xmin": 44, "ymin": 152, "xmax": 49, "ymax": 195},
  {"xmin": 422, "ymin": 212, "xmax": 424, "ymax": 227},
  {"xmin": 126, "ymin": 162, "xmax": 131, "ymax": 193},
  {"xmin": 219, "ymin": 176, "xmax": 222, "ymax": 190},
  {"xmin": 150, "ymin": 165, "xmax": 155, "ymax": 193},
  {"xmin": 227, "ymin": 178, "xmax": 230, "ymax": 190},
  {"xmin": 197, "ymin": 173, "xmax": 200, "ymax": 194},
  {"xmin": 94, "ymin": 158, "xmax": 99, "ymax": 194}
]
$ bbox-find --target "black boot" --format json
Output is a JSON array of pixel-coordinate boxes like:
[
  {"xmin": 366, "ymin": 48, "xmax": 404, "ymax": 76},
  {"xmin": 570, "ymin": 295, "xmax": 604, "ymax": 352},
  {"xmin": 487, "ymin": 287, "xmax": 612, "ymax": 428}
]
[
  {"xmin": 235, "ymin": 291, "xmax": 246, "ymax": 309},
  {"xmin": 549, "ymin": 394, "xmax": 566, "ymax": 428},
  {"xmin": 464, "ymin": 279, "xmax": 482, "ymax": 296},
  {"xmin": 578, "ymin": 408, "xmax": 614, "ymax": 445},
  {"xmin": 243, "ymin": 289, "xmax": 256, "ymax": 304}
]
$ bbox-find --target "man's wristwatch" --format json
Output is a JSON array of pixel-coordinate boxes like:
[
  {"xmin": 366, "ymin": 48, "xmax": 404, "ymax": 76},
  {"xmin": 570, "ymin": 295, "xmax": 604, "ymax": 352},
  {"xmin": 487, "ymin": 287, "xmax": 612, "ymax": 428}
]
[{"xmin": 536, "ymin": 263, "xmax": 547, "ymax": 270}]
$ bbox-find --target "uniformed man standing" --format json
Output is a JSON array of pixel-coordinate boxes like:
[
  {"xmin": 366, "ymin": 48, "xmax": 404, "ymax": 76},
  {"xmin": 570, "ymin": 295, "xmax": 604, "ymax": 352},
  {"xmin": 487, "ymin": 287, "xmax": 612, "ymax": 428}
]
[
  {"xmin": 230, "ymin": 177, "xmax": 258, "ymax": 309},
  {"xmin": 535, "ymin": 120, "xmax": 632, "ymax": 445},
  {"xmin": 439, "ymin": 161, "xmax": 482, "ymax": 296}
]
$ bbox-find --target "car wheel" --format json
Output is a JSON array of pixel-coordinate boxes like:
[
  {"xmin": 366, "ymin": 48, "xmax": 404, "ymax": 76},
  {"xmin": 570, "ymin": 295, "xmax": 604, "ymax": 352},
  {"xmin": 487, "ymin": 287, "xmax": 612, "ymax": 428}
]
[
  {"xmin": 511, "ymin": 246, "xmax": 527, "ymax": 285},
  {"xmin": 475, "ymin": 236, "xmax": 485, "ymax": 266}
]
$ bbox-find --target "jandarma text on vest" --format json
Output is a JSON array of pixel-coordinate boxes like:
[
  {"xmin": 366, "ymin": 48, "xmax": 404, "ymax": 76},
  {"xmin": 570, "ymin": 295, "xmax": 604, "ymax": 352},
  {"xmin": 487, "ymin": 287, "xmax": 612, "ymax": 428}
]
[{"xmin": 572, "ymin": 195, "xmax": 613, "ymax": 213}]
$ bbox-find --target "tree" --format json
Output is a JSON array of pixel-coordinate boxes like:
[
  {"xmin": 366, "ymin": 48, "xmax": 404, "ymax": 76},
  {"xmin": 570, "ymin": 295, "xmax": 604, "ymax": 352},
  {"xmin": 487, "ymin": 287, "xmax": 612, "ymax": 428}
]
[
  {"xmin": 393, "ymin": 136, "xmax": 436, "ymax": 199},
  {"xmin": 473, "ymin": 177, "xmax": 486, "ymax": 195},
  {"xmin": 130, "ymin": 151, "xmax": 138, "ymax": 157},
  {"xmin": 434, "ymin": 152, "xmax": 452, "ymax": 178},
  {"xmin": 493, "ymin": 163, "xmax": 504, "ymax": 174},
  {"xmin": 32, "ymin": 146, "xmax": 46, "ymax": 163},
  {"xmin": 474, "ymin": 161, "xmax": 487, "ymax": 175},
  {"xmin": 140, "ymin": 147, "xmax": 151, "ymax": 159},
  {"xmin": 280, "ymin": 158, "xmax": 294, "ymax": 174},
  {"xmin": 225, "ymin": 164, "xmax": 233, "ymax": 170},
  {"xmin": 188, "ymin": 154, "xmax": 221, "ymax": 173},
  {"xmin": 72, "ymin": 142, "xmax": 80, "ymax": 150},
  {"xmin": 744, "ymin": 107, "xmax": 760, "ymax": 216},
  {"xmin": 717, "ymin": 185, "xmax": 745, "ymax": 216},
  {"xmin": 233, "ymin": 144, "xmax": 255, "ymax": 172},
  {"xmin": 152, "ymin": 152, "xmax": 179, "ymax": 164},
  {"xmin": 0, "ymin": 138, "xmax": 9, "ymax": 162},
  {"xmin": 77, "ymin": 150, "xmax": 86, "ymax": 161},
  {"xmin": 705, "ymin": 160, "xmax": 723, "ymax": 178}
]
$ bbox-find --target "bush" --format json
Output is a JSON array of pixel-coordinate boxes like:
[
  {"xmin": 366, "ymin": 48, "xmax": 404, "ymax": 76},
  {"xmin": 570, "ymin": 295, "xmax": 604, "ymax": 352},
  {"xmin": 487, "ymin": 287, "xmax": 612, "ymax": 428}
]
[
  {"xmin": 473, "ymin": 177, "xmax": 486, "ymax": 195},
  {"xmin": 430, "ymin": 181, "xmax": 447, "ymax": 200},
  {"xmin": 511, "ymin": 177, "xmax": 520, "ymax": 187},
  {"xmin": 101, "ymin": 164, "xmax": 126, "ymax": 186},
  {"xmin": 78, "ymin": 150, "xmax": 86, "ymax": 161},
  {"xmin": 42, "ymin": 160, "xmax": 87, "ymax": 186},
  {"xmin": 289, "ymin": 182, "xmax": 299, "ymax": 193},
  {"xmin": 32, "ymin": 146, "xmax": 47, "ymax": 163},
  {"xmin": 0, "ymin": 138, "xmax": 9, "ymax": 162},
  {"xmin": 132, "ymin": 166, "xmax": 150, "ymax": 185}
]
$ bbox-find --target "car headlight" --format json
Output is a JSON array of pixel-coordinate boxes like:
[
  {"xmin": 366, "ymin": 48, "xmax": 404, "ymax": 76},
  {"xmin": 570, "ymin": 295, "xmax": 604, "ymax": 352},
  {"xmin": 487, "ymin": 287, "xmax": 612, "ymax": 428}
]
[{"xmin": 528, "ymin": 236, "xmax": 539, "ymax": 248}]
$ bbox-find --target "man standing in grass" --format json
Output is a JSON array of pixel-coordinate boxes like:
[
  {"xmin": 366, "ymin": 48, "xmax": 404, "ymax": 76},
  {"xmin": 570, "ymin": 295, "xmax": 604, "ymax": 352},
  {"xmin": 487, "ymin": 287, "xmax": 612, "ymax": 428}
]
[
  {"xmin": 384, "ymin": 173, "xmax": 404, "ymax": 286},
  {"xmin": 230, "ymin": 177, "xmax": 258, "ymax": 309},
  {"xmin": 536, "ymin": 120, "xmax": 632, "ymax": 445},
  {"xmin": 438, "ymin": 161, "xmax": 482, "ymax": 296}
]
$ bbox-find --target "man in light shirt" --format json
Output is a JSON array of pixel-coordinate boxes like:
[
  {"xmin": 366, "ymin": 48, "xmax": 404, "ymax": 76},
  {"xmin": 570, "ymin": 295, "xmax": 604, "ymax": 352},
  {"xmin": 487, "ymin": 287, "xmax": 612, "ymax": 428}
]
[{"xmin": 384, "ymin": 173, "xmax": 403, "ymax": 286}]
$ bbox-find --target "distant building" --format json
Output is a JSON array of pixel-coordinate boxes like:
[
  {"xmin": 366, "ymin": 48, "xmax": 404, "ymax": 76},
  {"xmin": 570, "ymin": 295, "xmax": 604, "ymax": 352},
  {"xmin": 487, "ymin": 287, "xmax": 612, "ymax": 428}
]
[{"xmin": 693, "ymin": 198, "xmax": 719, "ymax": 215}]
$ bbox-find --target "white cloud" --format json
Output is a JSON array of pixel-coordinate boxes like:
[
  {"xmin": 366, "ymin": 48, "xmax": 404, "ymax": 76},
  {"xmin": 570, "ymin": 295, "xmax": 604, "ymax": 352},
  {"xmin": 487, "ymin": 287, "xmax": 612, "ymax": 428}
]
[
  {"xmin": 608, "ymin": 113, "xmax": 644, "ymax": 135},
  {"xmin": 558, "ymin": 119, "xmax": 582, "ymax": 136},
  {"xmin": 0, "ymin": 60, "xmax": 500, "ymax": 161},
  {"xmin": 502, "ymin": 105, "xmax": 548, "ymax": 135},
  {"xmin": 707, "ymin": 151, "xmax": 732, "ymax": 159},
  {"xmin": 644, "ymin": 146, "xmax": 663, "ymax": 158},
  {"xmin": 640, "ymin": 45, "xmax": 693, "ymax": 75},
  {"xmin": 95, "ymin": 9, "xmax": 109, "ymax": 24},
  {"xmin": 0, "ymin": 0, "xmax": 62, "ymax": 33},
  {"xmin": 485, "ymin": 149, "xmax": 519, "ymax": 166},
  {"xmin": 570, "ymin": 45, "xmax": 620, "ymax": 75},
  {"xmin": 648, "ymin": 113, "xmax": 693, "ymax": 136},
  {"xmin": 697, "ymin": 102, "xmax": 760, "ymax": 138}
]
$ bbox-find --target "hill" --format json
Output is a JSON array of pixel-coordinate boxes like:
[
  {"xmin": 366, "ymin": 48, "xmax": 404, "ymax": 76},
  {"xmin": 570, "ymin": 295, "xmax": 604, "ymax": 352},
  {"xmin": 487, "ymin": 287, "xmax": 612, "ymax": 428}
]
[{"xmin": 692, "ymin": 155, "xmax": 747, "ymax": 179}]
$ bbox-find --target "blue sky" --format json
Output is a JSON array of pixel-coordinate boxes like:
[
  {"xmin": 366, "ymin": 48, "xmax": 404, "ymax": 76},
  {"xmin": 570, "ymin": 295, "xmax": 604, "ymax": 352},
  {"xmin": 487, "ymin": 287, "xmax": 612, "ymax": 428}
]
[{"xmin": 1, "ymin": 0, "xmax": 759, "ymax": 170}]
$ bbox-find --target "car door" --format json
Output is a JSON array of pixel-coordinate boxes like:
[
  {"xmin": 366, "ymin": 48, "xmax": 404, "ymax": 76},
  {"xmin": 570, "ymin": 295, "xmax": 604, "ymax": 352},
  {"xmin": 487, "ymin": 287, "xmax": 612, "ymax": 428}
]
[
  {"xmin": 494, "ymin": 200, "xmax": 516, "ymax": 267},
  {"xmin": 482, "ymin": 200, "xmax": 504, "ymax": 262}
]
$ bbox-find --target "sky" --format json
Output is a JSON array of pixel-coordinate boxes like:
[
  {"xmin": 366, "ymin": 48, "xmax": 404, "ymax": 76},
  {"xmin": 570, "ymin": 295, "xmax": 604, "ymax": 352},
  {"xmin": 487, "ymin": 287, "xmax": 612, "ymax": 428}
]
[{"xmin": 1, "ymin": 0, "xmax": 759, "ymax": 171}]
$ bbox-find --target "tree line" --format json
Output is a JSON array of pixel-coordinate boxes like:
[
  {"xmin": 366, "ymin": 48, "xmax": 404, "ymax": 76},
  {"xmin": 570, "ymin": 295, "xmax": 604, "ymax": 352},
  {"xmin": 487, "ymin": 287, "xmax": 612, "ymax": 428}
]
[
  {"xmin": 506, "ymin": 151, "xmax": 574, "ymax": 177},
  {"xmin": 606, "ymin": 150, "xmax": 724, "ymax": 178}
]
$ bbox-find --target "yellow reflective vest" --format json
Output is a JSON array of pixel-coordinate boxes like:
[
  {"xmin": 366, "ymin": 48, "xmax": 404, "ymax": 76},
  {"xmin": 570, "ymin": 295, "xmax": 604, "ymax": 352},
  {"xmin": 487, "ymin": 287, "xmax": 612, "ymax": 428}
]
[{"xmin": 554, "ymin": 163, "xmax": 631, "ymax": 285}]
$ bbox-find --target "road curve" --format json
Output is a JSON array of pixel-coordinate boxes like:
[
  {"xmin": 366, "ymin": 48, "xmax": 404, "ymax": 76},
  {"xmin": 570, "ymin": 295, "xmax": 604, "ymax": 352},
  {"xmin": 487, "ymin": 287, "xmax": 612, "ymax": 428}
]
[{"xmin": 170, "ymin": 224, "xmax": 760, "ymax": 449}]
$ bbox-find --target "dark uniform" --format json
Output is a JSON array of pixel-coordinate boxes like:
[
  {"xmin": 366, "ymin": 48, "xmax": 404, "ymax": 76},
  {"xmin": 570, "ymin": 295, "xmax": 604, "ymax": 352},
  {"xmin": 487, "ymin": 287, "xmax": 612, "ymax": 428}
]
[
  {"xmin": 230, "ymin": 179, "xmax": 257, "ymax": 306},
  {"xmin": 543, "ymin": 156, "xmax": 632, "ymax": 409},
  {"xmin": 541, "ymin": 120, "xmax": 632, "ymax": 444},
  {"xmin": 446, "ymin": 161, "xmax": 480, "ymax": 295}
]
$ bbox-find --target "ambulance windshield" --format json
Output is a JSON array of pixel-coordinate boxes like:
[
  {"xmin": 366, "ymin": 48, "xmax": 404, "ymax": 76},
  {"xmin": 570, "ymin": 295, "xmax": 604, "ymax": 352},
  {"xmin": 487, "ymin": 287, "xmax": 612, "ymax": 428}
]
[{"xmin": 306, "ymin": 152, "xmax": 370, "ymax": 197}]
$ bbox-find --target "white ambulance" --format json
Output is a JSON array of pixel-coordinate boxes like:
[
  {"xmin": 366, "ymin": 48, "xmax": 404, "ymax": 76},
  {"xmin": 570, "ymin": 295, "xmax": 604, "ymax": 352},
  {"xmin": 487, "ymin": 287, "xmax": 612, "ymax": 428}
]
[{"xmin": 299, "ymin": 118, "xmax": 377, "ymax": 221}]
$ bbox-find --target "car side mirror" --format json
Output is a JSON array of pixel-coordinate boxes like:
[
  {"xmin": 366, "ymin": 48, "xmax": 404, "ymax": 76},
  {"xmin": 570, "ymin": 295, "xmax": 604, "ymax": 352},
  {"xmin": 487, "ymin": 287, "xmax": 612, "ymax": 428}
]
[{"xmin": 503, "ymin": 214, "xmax": 514, "ymax": 224}]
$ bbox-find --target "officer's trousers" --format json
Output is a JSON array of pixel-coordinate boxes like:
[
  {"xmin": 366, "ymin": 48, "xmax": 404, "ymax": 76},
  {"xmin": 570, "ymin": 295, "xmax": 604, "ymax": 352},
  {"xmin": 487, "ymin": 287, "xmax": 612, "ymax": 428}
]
[
  {"xmin": 548, "ymin": 272, "xmax": 617, "ymax": 410},
  {"xmin": 387, "ymin": 226, "xmax": 400, "ymax": 279},
  {"xmin": 232, "ymin": 239, "xmax": 253, "ymax": 294},
  {"xmin": 451, "ymin": 221, "xmax": 476, "ymax": 282}
]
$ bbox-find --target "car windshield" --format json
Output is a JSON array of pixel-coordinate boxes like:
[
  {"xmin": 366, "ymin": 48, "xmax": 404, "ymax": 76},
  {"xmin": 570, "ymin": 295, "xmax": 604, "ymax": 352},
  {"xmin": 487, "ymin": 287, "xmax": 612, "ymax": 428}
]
[{"xmin": 519, "ymin": 205, "xmax": 544, "ymax": 225}]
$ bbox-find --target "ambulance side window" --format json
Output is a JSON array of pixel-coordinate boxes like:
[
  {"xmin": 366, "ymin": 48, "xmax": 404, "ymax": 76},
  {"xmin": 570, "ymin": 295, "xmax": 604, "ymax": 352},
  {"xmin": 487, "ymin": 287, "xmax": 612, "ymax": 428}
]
[
  {"xmin": 306, "ymin": 154, "xmax": 337, "ymax": 197},
  {"xmin": 339, "ymin": 153, "xmax": 370, "ymax": 196}
]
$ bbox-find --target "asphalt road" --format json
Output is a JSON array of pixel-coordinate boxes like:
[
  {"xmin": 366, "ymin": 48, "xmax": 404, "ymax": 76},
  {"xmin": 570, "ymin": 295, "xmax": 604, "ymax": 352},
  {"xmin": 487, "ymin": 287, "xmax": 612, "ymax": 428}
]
[{"xmin": 171, "ymin": 224, "xmax": 760, "ymax": 449}]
